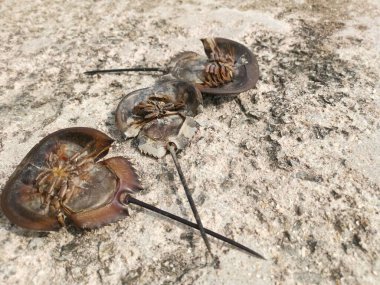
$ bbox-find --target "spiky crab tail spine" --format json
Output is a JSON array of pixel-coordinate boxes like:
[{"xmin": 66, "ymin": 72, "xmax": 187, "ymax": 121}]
[
  {"xmin": 84, "ymin": 67, "xmax": 166, "ymax": 75},
  {"xmin": 123, "ymin": 195, "xmax": 265, "ymax": 259}
]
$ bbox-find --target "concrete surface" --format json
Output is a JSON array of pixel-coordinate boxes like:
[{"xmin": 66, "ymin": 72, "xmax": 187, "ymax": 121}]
[{"xmin": 0, "ymin": 0, "xmax": 379, "ymax": 284}]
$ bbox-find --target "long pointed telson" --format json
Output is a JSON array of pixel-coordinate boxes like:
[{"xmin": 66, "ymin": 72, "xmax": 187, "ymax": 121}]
[
  {"xmin": 115, "ymin": 80, "xmax": 212, "ymax": 252},
  {"xmin": 123, "ymin": 195, "xmax": 265, "ymax": 259},
  {"xmin": 168, "ymin": 143, "xmax": 211, "ymax": 253},
  {"xmin": 84, "ymin": 37, "xmax": 259, "ymax": 95},
  {"xmin": 84, "ymin": 67, "xmax": 166, "ymax": 75}
]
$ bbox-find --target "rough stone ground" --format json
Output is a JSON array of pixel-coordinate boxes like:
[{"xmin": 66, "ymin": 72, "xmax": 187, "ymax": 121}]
[{"xmin": 0, "ymin": 0, "xmax": 379, "ymax": 284}]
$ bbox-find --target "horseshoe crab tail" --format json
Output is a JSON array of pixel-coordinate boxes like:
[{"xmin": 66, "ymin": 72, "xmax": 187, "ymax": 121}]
[
  {"xmin": 168, "ymin": 143, "xmax": 212, "ymax": 254},
  {"xmin": 122, "ymin": 195, "xmax": 265, "ymax": 259},
  {"xmin": 84, "ymin": 67, "xmax": 166, "ymax": 75}
]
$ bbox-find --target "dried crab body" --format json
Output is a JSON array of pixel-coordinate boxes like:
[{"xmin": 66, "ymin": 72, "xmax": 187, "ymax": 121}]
[
  {"xmin": 167, "ymin": 37, "xmax": 259, "ymax": 94},
  {"xmin": 0, "ymin": 128, "xmax": 142, "ymax": 230},
  {"xmin": 85, "ymin": 37, "xmax": 259, "ymax": 96},
  {"xmin": 115, "ymin": 79, "xmax": 214, "ymax": 252},
  {"xmin": 1, "ymin": 128, "xmax": 265, "ymax": 258},
  {"xmin": 116, "ymin": 80, "xmax": 203, "ymax": 158}
]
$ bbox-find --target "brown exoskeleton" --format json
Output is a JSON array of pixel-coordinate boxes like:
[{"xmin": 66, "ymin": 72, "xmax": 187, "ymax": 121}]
[
  {"xmin": 1, "ymin": 128, "xmax": 141, "ymax": 230},
  {"xmin": 116, "ymin": 80, "xmax": 202, "ymax": 157},
  {"xmin": 0, "ymin": 127, "xmax": 265, "ymax": 259},
  {"xmin": 85, "ymin": 37, "xmax": 259, "ymax": 96}
]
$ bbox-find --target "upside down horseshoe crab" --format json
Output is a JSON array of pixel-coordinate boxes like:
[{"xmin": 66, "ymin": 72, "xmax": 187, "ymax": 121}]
[
  {"xmin": 0, "ymin": 127, "xmax": 264, "ymax": 259},
  {"xmin": 85, "ymin": 37, "xmax": 259, "ymax": 95},
  {"xmin": 115, "ymin": 80, "xmax": 213, "ymax": 252},
  {"xmin": 0, "ymin": 127, "xmax": 141, "ymax": 230}
]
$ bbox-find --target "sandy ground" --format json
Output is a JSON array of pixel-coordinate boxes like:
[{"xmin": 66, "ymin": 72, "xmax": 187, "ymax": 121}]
[{"xmin": 0, "ymin": 0, "xmax": 379, "ymax": 284}]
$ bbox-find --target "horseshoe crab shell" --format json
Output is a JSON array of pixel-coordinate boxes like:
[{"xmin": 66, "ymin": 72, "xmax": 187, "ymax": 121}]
[
  {"xmin": 115, "ymin": 80, "xmax": 203, "ymax": 158},
  {"xmin": 0, "ymin": 128, "xmax": 142, "ymax": 231},
  {"xmin": 166, "ymin": 37, "xmax": 259, "ymax": 95}
]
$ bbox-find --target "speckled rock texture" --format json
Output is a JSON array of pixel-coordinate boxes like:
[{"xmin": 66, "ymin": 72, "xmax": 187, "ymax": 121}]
[{"xmin": 0, "ymin": 1, "xmax": 379, "ymax": 284}]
